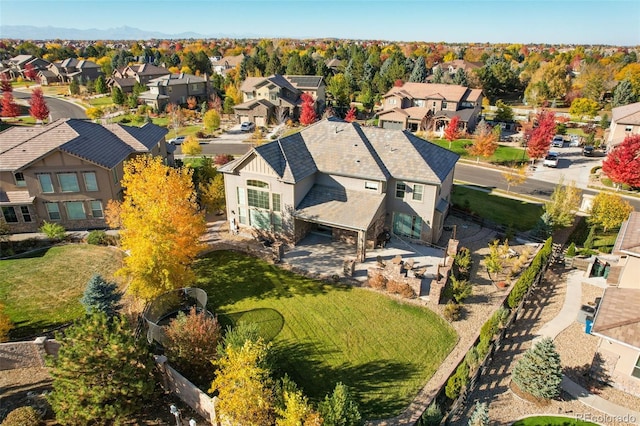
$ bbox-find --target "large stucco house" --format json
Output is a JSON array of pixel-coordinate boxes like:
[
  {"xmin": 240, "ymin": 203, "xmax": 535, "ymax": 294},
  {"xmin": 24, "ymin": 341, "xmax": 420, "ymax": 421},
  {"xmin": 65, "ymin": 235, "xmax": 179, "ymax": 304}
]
[
  {"xmin": 606, "ymin": 102, "xmax": 640, "ymax": 150},
  {"xmin": 220, "ymin": 118, "xmax": 459, "ymax": 261},
  {"xmin": 138, "ymin": 72, "xmax": 208, "ymax": 111},
  {"xmin": 378, "ymin": 82, "xmax": 483, "ymax": 133},
  {"xmin": 234, "ymin": 74, "xmax": 325, "ymax": 127},
  {"xmin": 591, "ymin": 211, "xmax": 640, "ymax": 396},
  {"xmin": 0, "ymin": 119, "xmax": 169, "ymax": 233},
  {"xmin": 107, "ymin": 63, "xmax": 171, "ymax": 94}
]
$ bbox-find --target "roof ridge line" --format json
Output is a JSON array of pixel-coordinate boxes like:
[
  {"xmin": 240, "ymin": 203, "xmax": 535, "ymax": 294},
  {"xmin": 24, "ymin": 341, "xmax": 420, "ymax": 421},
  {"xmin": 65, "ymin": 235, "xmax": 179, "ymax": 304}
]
[{"xmin": 0, "ymin": 118, "xmax": 70, "ymax": 156}]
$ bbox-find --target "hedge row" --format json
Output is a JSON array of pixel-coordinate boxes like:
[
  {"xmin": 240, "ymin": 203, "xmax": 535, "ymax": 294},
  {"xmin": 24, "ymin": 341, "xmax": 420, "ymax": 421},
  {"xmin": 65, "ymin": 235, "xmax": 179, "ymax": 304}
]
[{"xmin": 507, "ymin": 238, "xmax": 553, "ymax": 309}]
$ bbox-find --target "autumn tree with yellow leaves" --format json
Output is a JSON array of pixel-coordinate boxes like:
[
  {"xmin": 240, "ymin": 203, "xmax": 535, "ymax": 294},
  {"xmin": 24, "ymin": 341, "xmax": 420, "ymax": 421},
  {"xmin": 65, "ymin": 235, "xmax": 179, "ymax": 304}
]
[{"xmin": 106, "ymin": 156, "xmax": 206, "ymax": 300}]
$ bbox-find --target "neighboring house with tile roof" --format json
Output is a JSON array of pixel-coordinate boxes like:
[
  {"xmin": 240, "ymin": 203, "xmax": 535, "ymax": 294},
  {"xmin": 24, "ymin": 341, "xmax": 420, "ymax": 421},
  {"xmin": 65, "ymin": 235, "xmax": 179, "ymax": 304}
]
[
  {"xmin": 0, "ymin": 119, "xmax": 169, "ymax": 233},
  {"xmin": 606, "ymin": 102, "xmax": 640, "ymax": 150},
  {"xmin": 591, "ymin": 211, "xmax": 640, "ymax": 396},
  {"xmin": 138, "ymin": 72, "xmax": 208, "ymax": 111},
  {"xmin": 210, "ymin": 54, "xmax": 245, "ymax": 76},
  {"xmin": 219, "ymin": 118, "xmax": 458, "ymax": 261},
  {"xmin": 234, "ymin": 74, "xmax": 325, "ymax": 127},
  {"xmin": 3, "ymin": 55, "xmax": 51, "ymax": 80},
  {"xmin": 107, "ymin": 63, "xmax": 171, "ymax": 94},
  {"xmin": 378, "ymin": 82, "xmax": 483, "ymax": 133}
]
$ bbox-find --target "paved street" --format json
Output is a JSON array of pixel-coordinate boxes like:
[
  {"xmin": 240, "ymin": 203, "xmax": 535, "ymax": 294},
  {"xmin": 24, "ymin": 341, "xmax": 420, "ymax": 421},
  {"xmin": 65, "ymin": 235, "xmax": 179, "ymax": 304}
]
[{"xmin": 13, "ymin": 89, "xmax": 86, "ymax": 120}]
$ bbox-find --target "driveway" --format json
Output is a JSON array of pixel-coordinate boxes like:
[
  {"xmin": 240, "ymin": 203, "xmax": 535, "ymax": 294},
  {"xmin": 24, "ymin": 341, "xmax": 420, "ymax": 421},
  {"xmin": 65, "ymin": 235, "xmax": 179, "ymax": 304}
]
[{"xmin": 527, "ymin": 145, "xmax": 604, "ymax": 188}]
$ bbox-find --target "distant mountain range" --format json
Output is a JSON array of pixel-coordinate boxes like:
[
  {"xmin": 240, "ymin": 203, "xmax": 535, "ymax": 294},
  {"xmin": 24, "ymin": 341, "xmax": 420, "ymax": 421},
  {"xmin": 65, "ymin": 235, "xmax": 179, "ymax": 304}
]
[{"xmin": 0, "ymin": 25, "xmax": 262, "ymax": 40}]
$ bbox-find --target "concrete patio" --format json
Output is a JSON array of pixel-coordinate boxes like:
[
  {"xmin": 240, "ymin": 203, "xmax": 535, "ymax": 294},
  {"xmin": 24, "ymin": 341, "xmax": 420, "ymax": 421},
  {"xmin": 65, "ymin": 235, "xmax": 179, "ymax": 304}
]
[{"xmin": 281, "ymin": 232, "xmax": 446, "ymax": 293}]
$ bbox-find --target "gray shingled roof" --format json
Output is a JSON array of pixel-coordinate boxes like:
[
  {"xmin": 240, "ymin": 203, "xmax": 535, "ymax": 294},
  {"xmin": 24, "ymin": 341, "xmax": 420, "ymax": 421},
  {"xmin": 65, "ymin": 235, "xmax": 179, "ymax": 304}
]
[
  {"xmin": 229, "ymin": 119, "xmax": 458, "ymax": 185},
  {"xmin": 0, "ymin": 119, "xmax": 167, "ymax": 172},
  {"xmin": 294, "ymin": 184, "xmax": 385, "ymax": 230},
  {"xmin": 285, "ymin": 75, "xmax": 324, "ymax": 89}
]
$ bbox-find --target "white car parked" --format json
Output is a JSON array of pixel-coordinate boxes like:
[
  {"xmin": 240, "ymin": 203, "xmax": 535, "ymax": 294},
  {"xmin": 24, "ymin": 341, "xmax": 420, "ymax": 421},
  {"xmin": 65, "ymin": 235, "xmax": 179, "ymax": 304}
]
[
  {"xmin": 543, "ymin": 151, "xmax": 559, "ymax": 167},
  {"xmin": 240, "ymin": 122, "xmax": 256, "ymax": 132}
]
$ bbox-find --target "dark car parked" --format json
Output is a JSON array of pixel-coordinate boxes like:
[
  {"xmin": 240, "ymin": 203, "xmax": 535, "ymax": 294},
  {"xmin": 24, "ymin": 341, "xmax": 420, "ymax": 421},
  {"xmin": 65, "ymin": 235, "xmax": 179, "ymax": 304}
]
[{"xmin": 583, "ymin": 146, "xmax": 595, "ymax": 157}]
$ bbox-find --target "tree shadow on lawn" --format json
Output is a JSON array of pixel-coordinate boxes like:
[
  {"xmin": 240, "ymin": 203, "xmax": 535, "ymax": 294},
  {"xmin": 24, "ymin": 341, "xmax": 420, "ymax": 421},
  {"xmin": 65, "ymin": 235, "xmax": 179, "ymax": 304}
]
[
  {"xmin": 9, "ymin": 319, "xmax": 71, "ymax": 340},
  {"xmin": 194, "ymin": 250, "xmax": 351, "ymax": 307},
  {"xmin": 271, "ymin": 339, "xmax": 419, "ymax": 419}
]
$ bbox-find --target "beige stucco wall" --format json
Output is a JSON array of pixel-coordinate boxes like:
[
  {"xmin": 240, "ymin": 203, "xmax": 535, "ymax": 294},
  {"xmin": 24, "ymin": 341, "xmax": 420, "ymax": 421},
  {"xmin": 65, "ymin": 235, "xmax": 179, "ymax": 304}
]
[
  {"xmin": 596, "ymin": 338, "xmax": 640, "ymax": 396},
  {"xmin": 617, "ymin": 255, "xmax": 640, "ymax": 289},
  {"xmin": 607, "ymin": 121, "xmax": 640, "ymax": 148},
  {"xmin": 386, "ymin": 178, "xmax": 439, "ymax": 243}
]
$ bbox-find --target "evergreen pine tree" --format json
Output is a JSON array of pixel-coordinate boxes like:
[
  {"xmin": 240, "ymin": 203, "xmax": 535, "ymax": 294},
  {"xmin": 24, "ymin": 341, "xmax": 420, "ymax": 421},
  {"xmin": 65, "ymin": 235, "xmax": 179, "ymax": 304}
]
[
  {"xmin": 48, "ymin": 314, "xmax": 154, "ymax": 425},
  {"xmin": 112, "ymin": 86, "xmax": 125, "ymax": 105},
  {"xmin": 432, "ymin": 67, "xmax": 445, "ymax": 84},
  {"xmin": 409, "ymin": 56, "xmax": 428, "ymax": 83},
  {"xmin": 453, "ymin": 67, "xmax": 468, "ymax": 86},
  {"xmin": 69, "ymin": 78, "xmax": 80, "ymax": 95},
  {"xmin": 583, "ymin": 226, "xmax": 596, "ymax": 250},
  {"xmin": 318, "ymin": 382, "xmax": 362, "ymax": 426},
  {"xmin": 612, "ymin": 79, "xmax": 635, "ymax": 107},
  {"xmin": 420, "ymin": 402, "xmax": 443, "ymax": 425},
  {"xmin": 468, "ymin": 402, "xmax": 489, "ymax": 426},
  {"xmin": 80, "ymin": 274, "xmax": 122, "ymax": 317},
  {"xmin": 94, "ymin": 75, "xmax": 107, "ymax": 94},
  {"xmin": 511, "ymin": 337, "xmax": 562, "ymax": 400}
]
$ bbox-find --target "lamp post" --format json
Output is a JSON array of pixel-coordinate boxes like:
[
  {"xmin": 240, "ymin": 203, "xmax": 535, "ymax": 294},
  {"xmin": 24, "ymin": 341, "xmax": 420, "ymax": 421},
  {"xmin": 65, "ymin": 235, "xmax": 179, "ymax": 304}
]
[{"xmin": 169, "ymin": 404, "xmax": 181, "ymax": 426}]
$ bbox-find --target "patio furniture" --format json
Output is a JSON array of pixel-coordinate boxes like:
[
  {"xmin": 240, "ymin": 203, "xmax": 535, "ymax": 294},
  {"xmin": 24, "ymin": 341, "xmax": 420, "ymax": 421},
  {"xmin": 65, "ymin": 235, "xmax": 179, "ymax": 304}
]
[
  {"xmin": 376, "ymin": 255, "xmax": 386, "ymax": 268},
  {"xmin": 391, "ymin": 255, "xmax": 402, "ymax": 265},
  {"xmin": 414, "ymin": 267, "xmax": 427, "ymax": 279},
  {"xmin": 404, "ymin": 259, "xmax": 415, "ymax": 270}
]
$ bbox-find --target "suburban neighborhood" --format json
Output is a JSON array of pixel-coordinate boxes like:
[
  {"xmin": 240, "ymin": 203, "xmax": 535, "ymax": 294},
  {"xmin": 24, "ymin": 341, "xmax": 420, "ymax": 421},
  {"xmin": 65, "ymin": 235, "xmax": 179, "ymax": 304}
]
[{"xmin": 1, "ymin": 4, "xmax": 640, "ymax": 425}]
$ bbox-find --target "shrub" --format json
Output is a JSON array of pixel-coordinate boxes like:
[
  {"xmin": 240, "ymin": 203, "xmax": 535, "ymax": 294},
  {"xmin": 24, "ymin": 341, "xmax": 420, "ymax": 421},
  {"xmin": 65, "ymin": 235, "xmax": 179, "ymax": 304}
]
[
  {"xmin": 86, "ymin": 230, "xmax": 109, "ymax": 245},
  {"xmin": 468, "ymin": 402, "xmax": 489, "ymax": 426},
  {"xmin": 39, "ymin": 221, "xmax": 65, "ymax": 241},
  {"xmin": 476, "ymin": 337, "xmax": 491, "ymax": 360},
  {"xmin": 566, "ymin": 242, "xmax": 576, "ymax": 257},
  {"xmin": 508, "ymin": 238, "xmax": 552, "ymax": 309},
  {"xmin": 419, "ymin": 402, "xmax": 443, "ymax": 426},
  {"xmin": 214, "ymin": 153, "xmax": 234, "ymax": 166},
  {"xmin": 318, "ymin": 382, "xmax": 362, "ymax": 426},
  {"xmin": 454, "ymin": 247, "xmax": 472, "ymax": 279},
  {"xmin": 0, "ymin": 303, "xmax": 13, "ymax": 342},
  {"xmin": 164, "ymin": 307, "xmax": 222, "ymax": 387},
  {"xmin": 445, "ymin": 361, "xmax": 469, "ymax": 400},
  {"xmin": 450, "ymin": 276, "xmax": 473, "ymax": 303},
  {"xmin": 387, "ymin": 280, "xmax": 415, "ymax": 298},
  {"xmin": 480, "ymin": 314, "xmax": 500, "ymax": 344},
  {"xmin": 495, "ymin": 306, "xmax": 510, "ymax": 327},
  {"xmin": 195, "ymin": 130, "xmax": 206, "ymax": 138},
  {"xmin": 465, "ymin": 347, "xmax": 479, "ymax": 370},
  {"xmin": 1, "ymin": 406, "xmax": 41, "ymax": 426},
  {"xmin": 512, "ymin": 337, "xmax": 562, "ymax": 400},
  {"xmin": 443, "ymin": 301, "xmax": 462, "ymax": 322},
  {"xmin": 220, "ymin": 322, "xmax": 261, "ymax": 354},
  {"xmin": 368, "ymin": 273, "xmax": 387, "ymax": 290}
]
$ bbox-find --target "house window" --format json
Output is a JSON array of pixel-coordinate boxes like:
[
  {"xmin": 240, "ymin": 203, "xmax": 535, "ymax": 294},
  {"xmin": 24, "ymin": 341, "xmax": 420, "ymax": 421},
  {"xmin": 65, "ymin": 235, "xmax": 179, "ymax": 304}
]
[
  {"xmin": 45, "ymin": 202, "xmax": 61, "ymax": 220},
  {"xmin": 442, "ymin": 101, "xmax": 448, "ymax": 109},
  {"xmin": 412, "ymin": 184, "xmax": 424, "ymax": 201},
  {"xmin": 14, "ymin": 172, "xmax": 26, "ymax": 187},
  {"xmin": 392, "ymin": 212, "xmax": 423, "ymax": 240},
  {"xmin": 248, "ymin": 189, "xmax": 270, "ymax": 209},
  {"xmin": 273, "ymin": 212, "xmax": 282, "ymax": 232},
  {"xmin": 238, "ymin": 207, "xmax": 248, "ymax": 225},
  {"xmin": 65, "ymin": 201, "xmax": 86, "ymax": 220},
  {"xmin": 90, "ymin": 201, "xmax": 104, "ymax": 218},
  {"xmin": 38, "ymin": 174, "xmax": 54, "ymax": 193},
  {"xmin": 396, "ymin": 182, "xmax": 406, "ymax": 199},
  {"xmin": 83, "ymin": 172, "xmax": 99, "ymax": 191},
  {"xmin": 388, "ymin": 98, "xmax": 397, "ymax": 106},
  {"xmin": 633, "ymin": 355, "xmax": 640, "ymax": 379},
  {"xmin": 1, "ymin": 206, "xmax": 18, "ymax": 223},
  {"xmin": 413, "ymin": 100, "xmax": 424, "ymax": 107},
  {"xmin": 272, "ymin": 193, "xmax": 281, "ymax": 212},
  {"xmin": 58, "ymin": 173, "xmax": 80, "ymax": 192},
  {"xmin": 365, "ymin": 181, "xmax": 379, "ymax": 191},
  {"xmin": 247, "ymin": 180, "xmax": 269, "ymax": 188},
  {"xmin": 270, "ymin": 94, "xmax": 278, "ymax": 101},
  {"xmin": 432, "ymin": 101, "xmax": 437, "ymax": 107},
  {"xmin": 20, "ymin": 206, "xmax": 32, "ymax": 222},
  {"xmin": 237, "ymin": 187, "xmax": 246, "ymax": 205},
  {"xmin": 192, "ymin": 84, "xmax": 199, "ymax": 91},
  {"xmin": 246, "ymin": 93, "xmax": 254, "ymax": 100},
  {"xmin": 112, "ymin": 169, "xmax": 119, "ymax": 184},
  {"xmin": 249, "ymin": 209, "xmax": 271, "ymax": 230}
]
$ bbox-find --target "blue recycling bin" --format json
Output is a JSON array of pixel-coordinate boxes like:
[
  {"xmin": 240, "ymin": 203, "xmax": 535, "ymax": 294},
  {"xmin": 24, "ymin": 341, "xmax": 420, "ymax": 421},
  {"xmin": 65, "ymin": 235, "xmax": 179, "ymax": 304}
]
[{"xmin": 585, "ymin": 317, "xmax": 594, "ymax": 334}]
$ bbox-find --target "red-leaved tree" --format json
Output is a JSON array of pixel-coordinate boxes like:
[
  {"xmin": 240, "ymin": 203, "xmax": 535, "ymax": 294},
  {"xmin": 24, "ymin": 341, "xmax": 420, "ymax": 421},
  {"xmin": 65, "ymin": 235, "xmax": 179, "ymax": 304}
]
[
  {"xmin": 29, "ymin": 87, "xmax": 50, "ymax": 122},
  {"xmin": 0, "ymin": 74, "xmax": 12, "ymax": 93},
  {"xmin": 23, "ymin": 63, "xmax": 37, "ymax": 81},
  {"xmin": 526, "ymin": 110, "xmax": 556, "ymax": 161},
  {"xmin": 345, "ymin": 107, "xmax": 356, "ymax": 122},
  {"xmin": 299, "ymin": 92, "xmax": 317, "ymax": 126},
  {"xmin": 444, "ymin": 115, "xmax": 461, "ymax": 149},
  {"xmin": 602, "ymin": 134, "xmax": 640, "ymax": 188},
  {"xmin": 1, "ymin": 91, "xmax": 20, "ymax": 118}
]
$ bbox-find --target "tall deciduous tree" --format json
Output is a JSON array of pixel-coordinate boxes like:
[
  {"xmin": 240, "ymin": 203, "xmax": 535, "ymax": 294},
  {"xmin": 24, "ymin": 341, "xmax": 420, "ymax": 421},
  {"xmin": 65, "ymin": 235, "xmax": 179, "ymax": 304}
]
[
  {"xmin": 526, "ymin": 110, "xmax": 555, "ymax": 161},
  {"xmin": 602, "ymin": 134, "xmax": 640, "ymax": 188},
  {"xmin": 23, "ymin": 63, "xmax": 37, "ymax": 81},
  {"xmin": 588, "ymin": 192, "xmax": 634, "ymax": 232},
  {"xmin": 444, "ymin": 116, "xmax": 461, "ymax": 149},
  {"xmin": 1, "ymin": 90, "xmax": 20, "ymax": 118},
  {"xmin": 210, "ymin": 339, "xmax": 275, "ymax": 426},
  {"xmin": 544, "ymin": 179, "xmax": 582, "ymax": 229},
  {"xmin": 106, "ymin": 156, "xmax": 206, "ymax": 300},
  {"xmin": 181, "ymin": 135, "xmax": 202, "ymax": 156},
  {"xmin": 29, "ymin": 87, "xmax": 49, "ymax": 122},
  {"xmin": 201, "ymin": 173, "xmax": 226, "ymax": 213},
  {"xmin": 467, "ymin": 120, "xmax": 498, "ymax": 162},
  {"xmin": 494, "ymin": 100, "xmax": 514, "ymax": 122},
  {"xmin": 0, "ymin": 73, "xmax": 12, "ymax": 92},
  {"xmin": 48, "ymin": 314, "xmax": 154, "ymax": 425},
  {"xmin": 512, "ymin": 337, "xmax": 562, "ymax": 400},
  {"xmin": 569, "ymin": 97, "xmax": 599, "ymax": 119},
  {"xmin": 203, "ymin": 109, "xmax": 221, "ymax": 134},
  {"xmin": 299, "ymin": 92, "xmax": 317, "ymax": 126},
  {"xmin": 327, "ymin": 73, "xmax": 350, "ymax": 108},
  {"xmin": 502, "ymin": 165, "xmax": 527, "ymax": 193}
]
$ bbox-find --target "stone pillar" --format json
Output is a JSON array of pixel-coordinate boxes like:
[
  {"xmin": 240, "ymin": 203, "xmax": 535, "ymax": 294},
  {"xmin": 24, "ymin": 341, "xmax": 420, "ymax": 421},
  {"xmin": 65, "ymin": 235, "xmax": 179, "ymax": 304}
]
[{"xmin": 356, "ymin": 230, "xmax": 366, "ymax": 262}]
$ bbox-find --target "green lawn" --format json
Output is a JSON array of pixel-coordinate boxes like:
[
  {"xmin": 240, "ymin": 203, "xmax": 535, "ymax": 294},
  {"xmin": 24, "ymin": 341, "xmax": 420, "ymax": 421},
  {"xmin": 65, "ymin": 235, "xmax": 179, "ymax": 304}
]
[
  {"xmin": 452, "ymin": 185, "xmax": 543, "ymax": 231},
  {"xmin": 87, "ymin": 96, "xmax": 114, "ymax": 107},
  {"xmin": 0, "ymin": 245, "xmax": 124, "ymax": 338},
  {"xmin": 512, "ymin": 416, "xmax": 598, "ymax": 426},
  {"xmin": 431, "ymin": 138, "xmax": 528, "ymax": 165},
  {"xmin": 194, "ymin": 250, "xmax": 457, "ymax": 419}
]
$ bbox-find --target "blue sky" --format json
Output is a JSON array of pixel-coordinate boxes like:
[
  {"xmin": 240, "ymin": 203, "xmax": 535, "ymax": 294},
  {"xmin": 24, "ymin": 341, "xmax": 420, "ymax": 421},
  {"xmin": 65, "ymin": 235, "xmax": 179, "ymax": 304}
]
[{"xmin": 1, "ymin": 0, "xmax": 638, "ymax": 45}]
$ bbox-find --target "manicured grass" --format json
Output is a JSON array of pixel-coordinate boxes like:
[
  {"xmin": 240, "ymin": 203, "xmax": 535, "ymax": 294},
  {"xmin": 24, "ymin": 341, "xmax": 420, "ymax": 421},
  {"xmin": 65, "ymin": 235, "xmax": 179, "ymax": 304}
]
[
  {"xmin": 88, "ymin": 96, "xmax": 114, "ymax": 107},
  {"xmin": 512, "ymin": 416, "xmax": 598, "ymax": 426},
  {"xmin": 0, "ymin": 244, "xmax": 124, "ymax": 338},
  {"xmin": 452, "ymin": 185, "xmax": 543, "ymax": 231},
  {"xmin": 431, "ymin": 138, "xmax": 528, "ymax": 164},
  {"xmin": 194, "ymin": 250, "xmax": 457, "ymax": 419}
]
